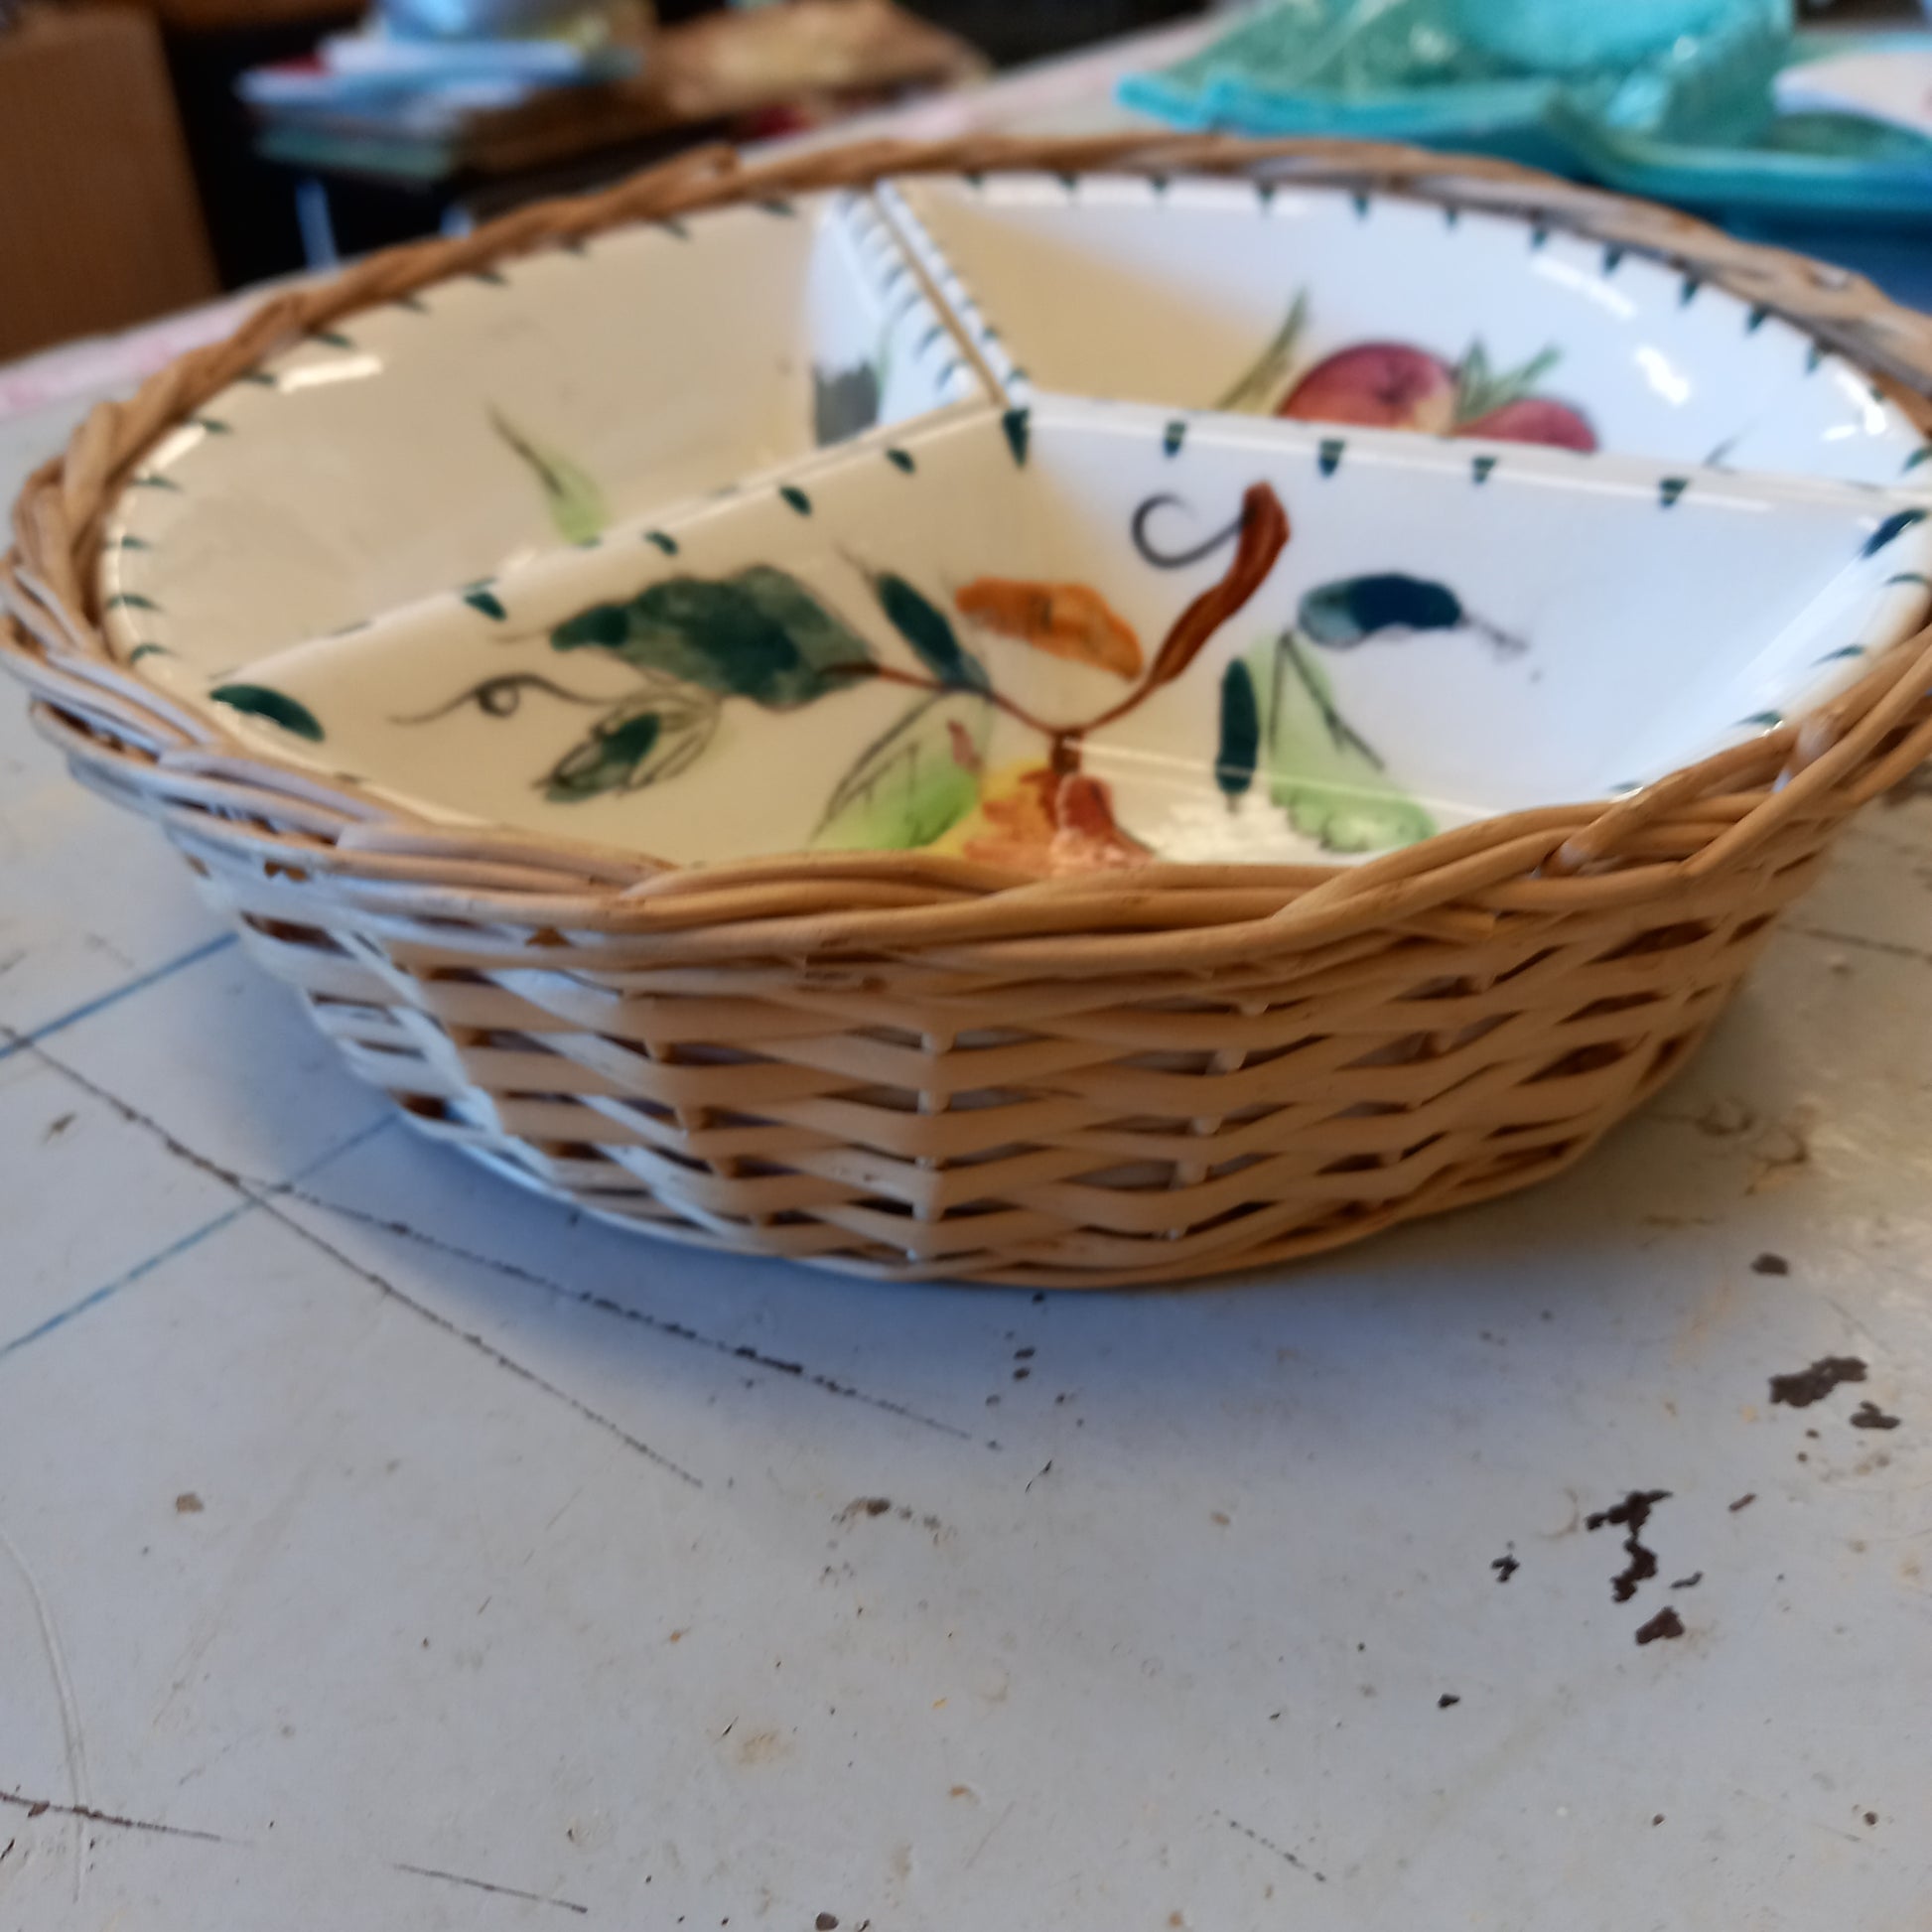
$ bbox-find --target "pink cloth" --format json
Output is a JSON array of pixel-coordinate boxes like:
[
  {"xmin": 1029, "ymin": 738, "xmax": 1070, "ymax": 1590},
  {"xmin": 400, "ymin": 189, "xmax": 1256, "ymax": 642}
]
[{"xmin": 0, "ymin": 291, "xmax": 271, "ymax": 425}]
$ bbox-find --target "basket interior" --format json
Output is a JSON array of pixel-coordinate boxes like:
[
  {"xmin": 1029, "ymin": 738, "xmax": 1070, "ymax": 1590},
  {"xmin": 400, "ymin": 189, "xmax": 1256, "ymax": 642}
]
[{"xmin": 95, "ymin": 169, "xmax": 1932, "ymax": 874}]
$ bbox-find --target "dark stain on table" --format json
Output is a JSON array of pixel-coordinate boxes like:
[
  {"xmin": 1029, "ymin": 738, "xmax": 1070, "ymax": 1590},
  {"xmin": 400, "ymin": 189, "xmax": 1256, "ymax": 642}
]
[
  {"xmin": 1634, "ymin": 1606, "xmax": 1686, "ymax": 1645},
  {"xmin": 1587, "ymin": 1490, "xmax": 1671, "ymax": 1602},
  {"xmin": 1768, "ymin": 1356, "xmax": 1866, "ymax": 1408}
]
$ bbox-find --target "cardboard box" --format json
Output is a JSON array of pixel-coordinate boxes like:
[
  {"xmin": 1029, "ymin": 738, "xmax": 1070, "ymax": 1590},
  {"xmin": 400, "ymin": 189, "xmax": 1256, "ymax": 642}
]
[{"xmin": 0, "ymin": 7, "xmax": 218, "ymax": 362}]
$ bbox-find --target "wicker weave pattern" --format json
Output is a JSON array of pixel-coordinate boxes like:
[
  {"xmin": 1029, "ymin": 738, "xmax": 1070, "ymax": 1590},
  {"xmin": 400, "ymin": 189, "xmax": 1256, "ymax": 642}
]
[{"xmin": 8, "ymin": 135, "xmax": 1932, "ymax": 1285}]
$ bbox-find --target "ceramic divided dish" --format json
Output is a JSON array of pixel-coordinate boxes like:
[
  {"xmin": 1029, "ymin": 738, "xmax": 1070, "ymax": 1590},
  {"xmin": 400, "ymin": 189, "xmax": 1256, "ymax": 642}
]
[{"xmin": 100, "ymin": 172, "xmax": 1932, "ymax": 873}]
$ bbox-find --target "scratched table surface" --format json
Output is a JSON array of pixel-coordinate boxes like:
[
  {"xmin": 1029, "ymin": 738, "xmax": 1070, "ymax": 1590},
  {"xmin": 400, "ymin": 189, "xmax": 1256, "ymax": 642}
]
[{"xmin": 6, "ymin": 73, "xmax": 1932, "ymax": 1932}]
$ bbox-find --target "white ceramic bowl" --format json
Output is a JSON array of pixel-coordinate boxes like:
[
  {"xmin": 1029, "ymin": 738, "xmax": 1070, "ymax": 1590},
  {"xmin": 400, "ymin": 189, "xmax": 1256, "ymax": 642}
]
[{"xmin": 99, "ymin": 172, "xmax": 1932, "ymax": 873}]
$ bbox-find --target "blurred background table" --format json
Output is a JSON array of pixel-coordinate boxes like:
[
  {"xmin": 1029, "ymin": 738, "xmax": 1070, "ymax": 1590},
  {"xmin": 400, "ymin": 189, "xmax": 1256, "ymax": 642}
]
[{"xmin": 249, "ymin": 0, "xmax": 992, "ymax": 263}]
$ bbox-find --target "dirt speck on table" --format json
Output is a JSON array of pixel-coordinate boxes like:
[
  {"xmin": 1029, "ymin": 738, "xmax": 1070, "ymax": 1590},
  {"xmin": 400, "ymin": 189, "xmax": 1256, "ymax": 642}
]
[
  {"xmin": 1768, "ymin": 1357, "xmax": 1866, "ymax": 1409},
  {"xmin": 1635, "ymin": 1607, "xmax": 1686, "ymax": 1645},
  {"xmin": 1586, "ymin": 1490, "xmax": 1670, "ymax": 1602}
]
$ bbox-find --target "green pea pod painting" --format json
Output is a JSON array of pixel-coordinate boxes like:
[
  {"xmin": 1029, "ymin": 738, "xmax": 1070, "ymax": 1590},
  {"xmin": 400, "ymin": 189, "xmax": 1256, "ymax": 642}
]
[{"xmin": 1206, "ymin": 565, "xmax": 1526, "ymax": 855}]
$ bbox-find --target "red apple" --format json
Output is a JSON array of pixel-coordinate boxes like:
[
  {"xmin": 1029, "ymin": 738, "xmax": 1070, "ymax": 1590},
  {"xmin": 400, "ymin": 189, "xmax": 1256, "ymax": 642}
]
[
  {"xmin": 1456, "ymin": 397, "xmax": 1597, "ymax": 453},
  {"xmin": 1278, "ymin": 343, "xmax": 1456, "ymax": 434}
]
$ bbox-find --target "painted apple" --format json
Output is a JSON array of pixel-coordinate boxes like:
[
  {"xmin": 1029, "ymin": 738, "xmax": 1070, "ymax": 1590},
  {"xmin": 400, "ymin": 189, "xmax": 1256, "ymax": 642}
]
[
  {"xmin": 1456, "ymin": 396, "xmax": 1597, "ymax": 453},
  {"xmin": 1277, "ymin": 344, "xmax": 1457, "ymax": 435},
  {"xmin": 1272, "ymin": 333, "xmax": 1599, "ymax": 453}
]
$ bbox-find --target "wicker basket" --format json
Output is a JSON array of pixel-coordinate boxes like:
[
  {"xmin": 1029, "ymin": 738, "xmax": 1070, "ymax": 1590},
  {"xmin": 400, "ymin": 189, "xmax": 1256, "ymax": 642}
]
[{"xmin": 7, "ymin": 134, "xmax": 1932, "ymax": 1288}]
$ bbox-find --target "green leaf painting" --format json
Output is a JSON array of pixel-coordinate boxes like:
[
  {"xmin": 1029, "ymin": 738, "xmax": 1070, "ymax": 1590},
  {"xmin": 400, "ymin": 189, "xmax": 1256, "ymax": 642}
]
[
  {"xmin": 209, "ymin": 683, "xmax": 324, "ymax": 743},
  {"xmin": 814, "ymin": 691, "xmax": 991, "ymax": 852},
  {"xmin": 549, "ymin": 706, "xmax": 661, "ymax": 800},
  {"xmin": 543, "ymin": 680, "xmax": 721, "ymax": 802},
  {"xmin": 1451, "ymin": 342, "xmax": 1560, "ymax": 426},
  {"xmin": 865, "ymin": 569, "xmax": 990, "ymax": 692},
  {"xmin": 489, "ymin": 409, "xmax": 608, "ymax": 546},
  {"xmin": 552, "ymin": 566, "xmax": 874, "ymax": 709},
  {"xmin": 1215, "ymin": 659, "xmax": 1260, "ymax": 801},
  {"xmin": 1241, "ymin": 634, "xmax": 1436, "ymax": 855},
  {"xmin": 1215, "ymin": 291, "xmax": 1307, "ymax": 414}
]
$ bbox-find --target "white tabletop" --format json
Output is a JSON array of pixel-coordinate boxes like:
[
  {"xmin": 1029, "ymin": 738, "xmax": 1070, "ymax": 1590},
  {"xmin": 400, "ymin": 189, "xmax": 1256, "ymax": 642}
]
[{"xmin": 5, "ymin": 51, "xmax": 1932, "ymax": 1932}]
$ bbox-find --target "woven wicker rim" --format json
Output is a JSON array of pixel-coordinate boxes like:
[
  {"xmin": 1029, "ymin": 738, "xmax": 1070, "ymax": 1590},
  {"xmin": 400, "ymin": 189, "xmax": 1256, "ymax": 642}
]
[{"xmin": 8, "ymin": 133, "xmax": 1932, "ymax": 980}]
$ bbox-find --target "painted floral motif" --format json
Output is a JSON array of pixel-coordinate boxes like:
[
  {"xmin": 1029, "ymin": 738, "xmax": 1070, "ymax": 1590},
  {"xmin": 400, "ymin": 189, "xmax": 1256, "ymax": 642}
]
[
  {"xmin": 1219, "ymin": 295, "xmax": 1597, "ymax": 453},
  {"xmin": 366, "ymin": 472, "xmax": 1525, "ymax": 870},
  {"xmin": 208, "ymin": 455, "xmax": 1531, "ymax": 871},
  {"xmin": 381, "ymin": 482, "xmax": 1288, "ymax": 868}
]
